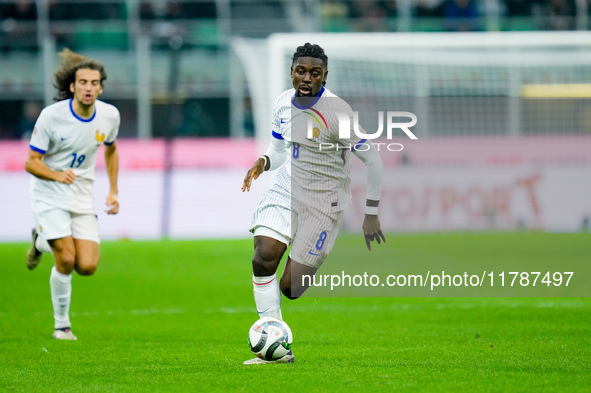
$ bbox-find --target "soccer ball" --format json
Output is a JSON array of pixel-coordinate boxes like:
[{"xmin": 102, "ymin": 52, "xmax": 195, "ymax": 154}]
[{"xmin": 248, "ymin": 317, "xmax": 293, "ymax": 361}]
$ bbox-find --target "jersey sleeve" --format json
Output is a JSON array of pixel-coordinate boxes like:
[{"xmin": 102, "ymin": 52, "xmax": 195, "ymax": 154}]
[
  {"xmin": 264, "ymin": 136, "xmax": 287, "ymax": 171},
  {"xmin": 266, "ymin": 92, "xmax": 288, "ymax": 169},
  {"xmin": 352, "ymin": 142, "xmax": 383, "ymax": 201},
  {"xmin": 270, "ymin": 93, "xmax": 283, "ymax": 139},
  {"xmin": 29, "ymin": 109, "xmax": 52, "ymax": 154},
  {"xmin": 104, "ymin": 106, "xmax": 120, "ymax": 145}
]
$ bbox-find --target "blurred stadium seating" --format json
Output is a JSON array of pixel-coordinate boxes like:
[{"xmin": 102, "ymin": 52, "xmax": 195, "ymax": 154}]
[
  {"xmin": 1, "ymin": 1, "xmax": 590, "ymax": 240},
  {"xmin": 0, "ymin": 0, "xmax": 589, "ymax": 140}
]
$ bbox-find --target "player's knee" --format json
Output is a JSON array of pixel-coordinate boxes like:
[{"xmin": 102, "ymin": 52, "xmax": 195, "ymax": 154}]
[
  {"xmin": 56, "ymin": 253, "xmax": 76, "ymax": 272},
  {"xmin": 75, "ymin": 257, "xmax": 99, "ymax": 276},
  {"xmin": 252, "ymin": 248, "xmax": 280, "ymax": 276},
  {"xmin": 76, "ymin": 264, "xmax": 97, "ymax": 276},
  {"xmin": 280, "ymin": 280, "xmax": 301, "ymax": 300}
]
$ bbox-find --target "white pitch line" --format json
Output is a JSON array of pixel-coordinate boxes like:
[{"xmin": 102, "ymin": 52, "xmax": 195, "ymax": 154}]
[
  {"xmin": 2, "ymin": 300, "xmax": 586, "ymax": 320},
  {"xmin": 30, "ymin": 307, "xmax": 186, "ymax": 318},
  {"xmin": 206, "ymin": 299, "xmax": 589, "ymax": 315}
]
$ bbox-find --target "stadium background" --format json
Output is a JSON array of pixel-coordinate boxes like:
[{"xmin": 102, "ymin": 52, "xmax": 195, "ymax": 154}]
[
  {"xmin": 1, "ymin": 0, "xmax": 590, "ymax": 241},
  {"xmin": 0, "ymin": 2, "xmax": 590, "ymax": 391}
]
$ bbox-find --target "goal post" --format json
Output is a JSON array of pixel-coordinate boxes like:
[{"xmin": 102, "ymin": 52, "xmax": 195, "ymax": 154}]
[{"xmin": 232, "ymin": 31, "xmax": 591, "ymax": 151}]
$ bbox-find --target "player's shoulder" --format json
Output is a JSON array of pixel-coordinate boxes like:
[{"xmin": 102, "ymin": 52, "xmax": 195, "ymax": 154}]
[
  {"xmin": 37, "ymin": 99, "xmax": 69, "ymax": 122},
  {"xmin": 271, "ymin": 89, "xmax": 295, "ymax": 118},
  {"xmin": 322, "ymin": 88, "xmax": 338, "ymax": 98},
  {"xmin": 40, "ymin": 99, "xmax": 69, "ymax": 114},
  {"xmin": 320, "ymin": 88, "xmax": 353, "ymax": 113},
  {"xmin": 274, "ymin": 89, "xmax": 295, "ymax": 105},
  {"xmin": 95, "ymin": 100, "xmax": 120, "ymax": 120}
]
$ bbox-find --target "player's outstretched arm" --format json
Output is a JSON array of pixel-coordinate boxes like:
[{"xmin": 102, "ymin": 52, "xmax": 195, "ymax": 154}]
[
  {"xmin": 241, "ymin": 157, "xmax": 266, "ymax": 192},
  {"xmin": 242, "ymin": 136, "xmax": 287, "ymax": 192},
  {"xmin": 104, "ymin": 142, "xmax": 119, "ymax": 214},
  {"xmin": 351, "ymin": 141, "xmax": 385, "ymax": 251},
  {"xmin": 25, "ymin": 149, "xmax": 76, "ymax": 184}
]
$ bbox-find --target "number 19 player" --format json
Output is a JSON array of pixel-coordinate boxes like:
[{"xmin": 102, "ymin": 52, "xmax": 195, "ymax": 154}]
[{"xmin": 24, "ymin": 49, "xmax": 120, "ymax": 340}]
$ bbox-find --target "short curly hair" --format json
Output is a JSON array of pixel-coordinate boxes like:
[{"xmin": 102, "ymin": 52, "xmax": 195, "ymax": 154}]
[
  {"xmin": 292, "ymin": 43, "xmax": 328, "ymax": 68},
  {"xmin": 53, "ymin": 48, "xmax": 107, "ymax": 101}
]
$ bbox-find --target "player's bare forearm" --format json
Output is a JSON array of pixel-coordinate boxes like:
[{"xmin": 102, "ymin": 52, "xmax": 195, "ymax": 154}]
[
  {"xmin": 104, "ymin": 142, "xmax": 119, "ymax": 194},
  {"xmin": 241, "ymin": 157, "xmax": 266, "ymax": 192},
  {"xmin": 362, "ymin": 213, "xmax": 386, "ymax": 251},
  {"xmin": 104, "ymin": 143, "xmax": 120, "ymax": 214},
  {"xmin": 25, "ymin": 150, "xmax": 76, "ymax": 184},
  {"xmin": 25, "ymin": 156, "xmax": 57, "ymax": 181}
]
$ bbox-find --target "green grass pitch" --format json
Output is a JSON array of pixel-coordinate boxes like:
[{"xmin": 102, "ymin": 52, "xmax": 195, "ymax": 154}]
[{"xmin": 1, "ymin": 233, "xmax": 590, "ymax": 392}]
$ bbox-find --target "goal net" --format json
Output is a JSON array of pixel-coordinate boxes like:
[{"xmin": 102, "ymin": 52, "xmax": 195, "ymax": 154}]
[{"xmin": 232, "ymin": 31, "xmax": 591, "ymax": 149}]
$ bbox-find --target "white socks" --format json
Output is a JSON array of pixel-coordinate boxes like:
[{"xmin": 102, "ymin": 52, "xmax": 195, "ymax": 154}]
[
  {"xmin": 50, "ymin": 266, "xmax": 72, "ymax": 329},
  {"xmin": 35, "ymin": 232, "xmax": 52, "ymax": 254},
  {"xmin": 253, "ymin": 273, "xmax": 283, "ymax": 321}
]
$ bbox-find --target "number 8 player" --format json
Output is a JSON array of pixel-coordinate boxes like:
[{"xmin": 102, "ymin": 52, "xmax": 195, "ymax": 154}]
[
  {"xmin": 24, "ymin": 49, "xmax": 120, "ymax": 340},
  {"xmin": 242, "ymin": 43, "xmax": 386, "ymax": 364}
]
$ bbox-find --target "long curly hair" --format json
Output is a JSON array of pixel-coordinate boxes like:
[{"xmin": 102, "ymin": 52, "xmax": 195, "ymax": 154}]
[{"xmin": 53, "ymin": 48, "xmax": 107, "ymax": 101}]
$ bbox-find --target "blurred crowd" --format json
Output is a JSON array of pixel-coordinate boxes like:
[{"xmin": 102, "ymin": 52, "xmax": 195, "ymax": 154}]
[
  {"xmin": 320, "ymin": 0, "xmax": 582, "ymax": 31},
  {"xmin": 0, "ymin": 0, "xmax": 585, "ymax": 53},
  {"xmin": 0, "ymin": 0, "xmax": 219, "ymax": 21},
  {"xmin": 0, "ymin": 0, "xmax": 584, "ymax": 29},
  {"xmin": 0, "ymin": 0, "xmax": 587, "ymax": 140}
]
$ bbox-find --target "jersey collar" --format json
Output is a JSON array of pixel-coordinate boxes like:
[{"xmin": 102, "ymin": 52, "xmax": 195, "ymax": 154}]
[
  {"xmin": 291, "ymin": 86, "xmax": 325, "ymax": 110},
  {"xmin": 69, "ymin": 98, "xmax": 97, "ymax": 122}
]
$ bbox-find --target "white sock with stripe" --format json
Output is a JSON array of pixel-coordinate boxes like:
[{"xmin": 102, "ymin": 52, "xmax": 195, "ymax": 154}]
[
  {"xmin": 50, "ymin": 266, "xmax": 72, "ymax": 329},
  {"xmin": 253, "ymin": 274, "xmax": 283, "ymax": 321}
]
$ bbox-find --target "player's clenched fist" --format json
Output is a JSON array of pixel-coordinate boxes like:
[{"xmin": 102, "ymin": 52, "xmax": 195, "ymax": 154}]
[
  {"xmin": 106, "ymin": 192, "xmax": 119, "ymax": 215},
  {"xmin": 56, "ymin": 168, "xmax": 77, "ymax": 184}
]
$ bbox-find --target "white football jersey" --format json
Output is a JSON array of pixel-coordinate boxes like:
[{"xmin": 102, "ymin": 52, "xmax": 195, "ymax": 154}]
[
  {"xmin": 29, "ymin": 99, "xmax": 120, "ymax": 214},
  {"xmin": 271, "ymin": 86, "xmax": 365, "ymax": 212}
]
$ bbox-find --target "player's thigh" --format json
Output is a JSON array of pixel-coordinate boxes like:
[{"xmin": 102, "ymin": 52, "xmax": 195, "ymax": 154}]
[
  {"xmin": 290, "ymin": 208, "xmax": 343, "ymax": 269},
  {"xmin": 33, "ymin": 204, "xmax": 76, "ymax": 273},
  {"xmin": 250, "ymin": 188, "xmax": 292, "ymax": 243},
  {"xmin": 73, "ymin": 239, "xmax": 100, "ymax": 275},
  {"xmin": 71, "ymin": 214, "xmax": 100, "ymax": 275}
]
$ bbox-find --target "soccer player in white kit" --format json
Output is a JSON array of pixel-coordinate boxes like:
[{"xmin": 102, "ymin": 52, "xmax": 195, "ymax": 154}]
[
  {"xmin": 24, "ymin": 49, "xmax": 120, "ymax": 341},
  {"xmin": 242, "ymin": 43, "xmax": 385, "ymax": 364}
]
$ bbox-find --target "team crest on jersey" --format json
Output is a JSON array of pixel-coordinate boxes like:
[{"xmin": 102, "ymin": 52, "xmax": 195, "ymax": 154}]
[
  {"xmin": 304, "ymin": 109, "xmax": 328, "ymax": 142},
  {"xmin": 95, "ymin": 130, "xmax": 105, "ymax": 142}
]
